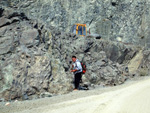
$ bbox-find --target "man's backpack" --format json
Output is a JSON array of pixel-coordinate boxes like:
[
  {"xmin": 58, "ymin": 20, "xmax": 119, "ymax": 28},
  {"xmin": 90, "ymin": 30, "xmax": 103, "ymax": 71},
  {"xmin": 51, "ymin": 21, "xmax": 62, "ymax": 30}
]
[{"xmin": 81, "ymin": 62, "xmax": 86, "ymax": 74}]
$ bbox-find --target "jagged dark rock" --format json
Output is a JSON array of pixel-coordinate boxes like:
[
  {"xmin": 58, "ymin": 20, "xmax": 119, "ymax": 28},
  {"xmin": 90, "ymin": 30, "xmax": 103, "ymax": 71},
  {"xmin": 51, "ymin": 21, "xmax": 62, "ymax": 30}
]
[
  {"xmin": 0, "ymin": 1, "xmax": 150, "ymax": 101},
  {"xmin": 0, "ymin": 7, "xmax": 4, "ymax": 17},
  {"xmin": 0, "ymin": 0, "xmax": 149, "ymax": 46}
]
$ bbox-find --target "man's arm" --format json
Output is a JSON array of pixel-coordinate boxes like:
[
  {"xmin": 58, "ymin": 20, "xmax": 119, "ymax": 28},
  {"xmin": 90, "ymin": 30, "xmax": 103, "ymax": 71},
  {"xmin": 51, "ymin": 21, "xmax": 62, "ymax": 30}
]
[
  {"xmin": 71, "ymin": 62, "xmax": 82, "ymax": 72},
  {"xmin": 71, "ymin": 69, "xmax": 77, "ymax": 72},
  {"xmin": 71, "ymin": 64, "xmax": 77, "ymax": 72}
]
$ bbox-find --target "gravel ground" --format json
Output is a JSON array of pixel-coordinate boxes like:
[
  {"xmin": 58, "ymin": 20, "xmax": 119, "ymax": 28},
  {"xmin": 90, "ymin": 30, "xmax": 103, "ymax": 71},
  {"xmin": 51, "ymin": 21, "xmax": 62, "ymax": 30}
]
[{"xmin": 0, "ymin": 76, "xmax": 150, "ymax": 113}]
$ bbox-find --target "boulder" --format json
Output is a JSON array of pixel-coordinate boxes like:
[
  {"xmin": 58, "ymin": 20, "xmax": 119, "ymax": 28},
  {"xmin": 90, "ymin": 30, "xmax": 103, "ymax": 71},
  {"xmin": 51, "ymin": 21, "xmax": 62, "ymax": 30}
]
[
  {"xmin": 20, "ymin": 28, "xmax": 39, "ymax": 47},
  {"xmin": 0, "ymin": 26, "xmax": 7, "ymax": 36},
  {"xmin": 0, "ymin": 16, "xmax": 10, "ymax": 27},
  {"xmin": 0, "ymin": 36, "xmax": 13, "ymax": 55}
]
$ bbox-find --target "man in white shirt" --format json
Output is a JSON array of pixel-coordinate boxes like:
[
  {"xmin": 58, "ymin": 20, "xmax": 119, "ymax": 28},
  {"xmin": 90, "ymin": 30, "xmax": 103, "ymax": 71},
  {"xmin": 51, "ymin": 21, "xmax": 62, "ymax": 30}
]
[{"xmin": 71, "ymin": 56, "xmax": 82, "ymax": 90}]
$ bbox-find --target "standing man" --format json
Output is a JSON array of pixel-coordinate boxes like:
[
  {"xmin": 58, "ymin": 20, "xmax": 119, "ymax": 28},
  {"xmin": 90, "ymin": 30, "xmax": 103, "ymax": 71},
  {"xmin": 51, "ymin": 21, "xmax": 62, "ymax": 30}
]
[{"xmin": 71, "ymin": 56, "xmax": 82, "ymax": 90}]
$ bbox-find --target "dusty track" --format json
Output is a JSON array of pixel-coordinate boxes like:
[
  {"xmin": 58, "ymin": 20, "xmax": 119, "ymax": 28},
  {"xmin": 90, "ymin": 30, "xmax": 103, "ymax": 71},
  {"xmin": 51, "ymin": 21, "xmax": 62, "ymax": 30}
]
[{"xmin": 1, "ymin": 77, "xmax": 150, "ymax": 113}]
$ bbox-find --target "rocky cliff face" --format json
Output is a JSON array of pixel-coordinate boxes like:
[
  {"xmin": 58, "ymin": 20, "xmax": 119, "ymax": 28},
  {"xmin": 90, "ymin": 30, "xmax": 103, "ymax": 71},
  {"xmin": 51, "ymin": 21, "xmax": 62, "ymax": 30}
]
[
  {"xmin": 0, "ymin": 1, "xmax": 150, "ymax": 101},
  {"xmin": 0, "ymin": 7, "xmax": 74, "ymax": 100},
  {"xmin": 1, "ymin": 0, "xmax": 150, "ymax": 45}
]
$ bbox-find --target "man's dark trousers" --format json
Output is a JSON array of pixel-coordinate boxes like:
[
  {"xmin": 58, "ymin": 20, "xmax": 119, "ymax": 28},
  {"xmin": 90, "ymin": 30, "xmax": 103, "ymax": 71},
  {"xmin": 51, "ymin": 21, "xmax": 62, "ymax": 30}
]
[{"xmin": 74, "ymin": 72, "xmax": 82, "ymax": 89}]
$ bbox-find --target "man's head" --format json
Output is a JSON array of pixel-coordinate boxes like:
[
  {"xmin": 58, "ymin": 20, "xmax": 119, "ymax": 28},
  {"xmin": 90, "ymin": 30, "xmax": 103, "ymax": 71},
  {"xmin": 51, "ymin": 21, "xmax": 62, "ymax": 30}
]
[{"xmin": 72, "ymin": 55, "xmax": 77, "ymax": 62}]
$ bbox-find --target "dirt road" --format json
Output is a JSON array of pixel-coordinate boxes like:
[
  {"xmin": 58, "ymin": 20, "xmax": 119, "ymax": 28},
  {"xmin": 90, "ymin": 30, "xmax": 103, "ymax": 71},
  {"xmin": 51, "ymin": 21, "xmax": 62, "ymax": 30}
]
[{"xmin": 1, "ymin": 77, "xmax": 150, "ymax": 113}]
